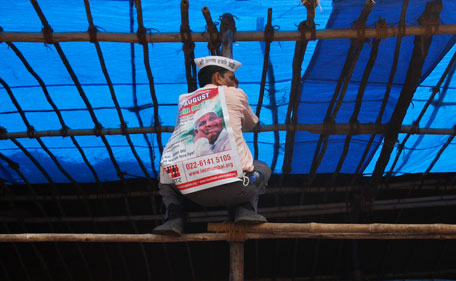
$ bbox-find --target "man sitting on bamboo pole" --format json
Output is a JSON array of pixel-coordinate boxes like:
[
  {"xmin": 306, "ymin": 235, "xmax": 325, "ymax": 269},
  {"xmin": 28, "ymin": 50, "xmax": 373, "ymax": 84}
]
[{"xmin": 154, "ymin": 56, "xmax": 271, "ymax": 236}]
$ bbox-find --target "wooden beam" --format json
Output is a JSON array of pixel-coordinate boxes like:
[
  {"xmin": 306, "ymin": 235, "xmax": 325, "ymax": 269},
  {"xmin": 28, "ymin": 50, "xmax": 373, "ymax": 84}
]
[
  {"xmin": 1, "ymin": 24, "xmax": 455, "ymax": 43},
  {"xmin": 209, "ymin": 222, "xmax": 456, "ymax": 234},
  {"xmin": 2, "ymin": 124, "xmax": 456, "ymax": 139},
  {"xmin": 229, "ymin": 242, "xmax": 244, "ymax": 281},
  {"xmin": 220, "ymin": 13, "xmax": 236, "ymax": 58},
  {"xmin": 3, "ymin": 222, "xmax": 456, "ymax": 243}
]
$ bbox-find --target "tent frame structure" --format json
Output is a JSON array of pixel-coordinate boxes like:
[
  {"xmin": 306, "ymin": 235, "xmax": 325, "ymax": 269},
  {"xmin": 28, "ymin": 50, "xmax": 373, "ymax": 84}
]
[{"xmin": 2, "ymin": 0, "xmax": 456, "ymax": 280}]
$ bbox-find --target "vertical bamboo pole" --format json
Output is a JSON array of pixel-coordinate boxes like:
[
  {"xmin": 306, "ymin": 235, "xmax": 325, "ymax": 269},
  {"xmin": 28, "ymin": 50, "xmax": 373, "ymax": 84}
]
[
  {"xmin": 202, "ymin": 6, "xmax": 221, "ymax": 55},
  {"xmin": 220, "ymin": 13, "xmax": 236, "ymax": 58},
  {"xmin": 229, "ymin": 242, "xmax": 244, "ymax": 281}
]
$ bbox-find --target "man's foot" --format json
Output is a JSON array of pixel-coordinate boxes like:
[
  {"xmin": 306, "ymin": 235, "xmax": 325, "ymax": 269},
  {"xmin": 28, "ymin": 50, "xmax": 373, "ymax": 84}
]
[
  {"xmin": 152, "ymin": 218, "xmax": 184, "ymax": 236},
  {"xmin": 234, "ymin": 205, "xmax": 267, "ymax": 224}
]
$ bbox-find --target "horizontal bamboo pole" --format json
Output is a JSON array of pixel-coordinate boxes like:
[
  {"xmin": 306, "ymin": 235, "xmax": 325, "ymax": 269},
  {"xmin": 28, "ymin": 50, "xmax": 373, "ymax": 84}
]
[
  {"xmin": 208, "ymin": 222, "xmax": 456, "ymax": 234},
  {"xmin": 247, "ymin": 269, "xmax": 456, "ymax": 281},
  {"xmin": 2, "ymin": 223, "xmax": 456, "ymax": 243},
  {"xmin": 0, "ymin": 233, "xmax": 227, "ymax": 243},
  {"xmin": 1, "ymin": 25, "xmax": 456, "ymax": 43},
  {"xmin": 1, "ymin": 124, "xmax": 454, "ymax": 140}
]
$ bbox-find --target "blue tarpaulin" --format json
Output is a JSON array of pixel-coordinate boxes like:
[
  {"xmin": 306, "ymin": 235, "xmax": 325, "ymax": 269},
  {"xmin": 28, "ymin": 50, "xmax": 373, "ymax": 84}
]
[{"xmin": 0, "ymin": 0, "xmax": 455, "ymax": 184}]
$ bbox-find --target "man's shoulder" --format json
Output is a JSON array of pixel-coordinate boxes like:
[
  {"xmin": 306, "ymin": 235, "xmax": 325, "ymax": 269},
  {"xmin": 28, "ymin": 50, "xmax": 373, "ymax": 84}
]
[{"xmin": 223, "ymin": 86, "xmax": 248, "ymax": 99}]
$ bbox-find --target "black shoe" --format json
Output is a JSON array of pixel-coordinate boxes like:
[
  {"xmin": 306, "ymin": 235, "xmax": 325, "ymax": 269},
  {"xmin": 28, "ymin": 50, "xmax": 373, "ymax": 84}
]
[
  {"xmin": 234, "ymin": 203, "xmax": 267, "ymax": 224},
  {"xmin": 152, "ymin": 218, "xmax": 184, "ymax": 236},
  {"xmin": 152, "ymin": 204, "xmax": 184, "ymax": 236}
]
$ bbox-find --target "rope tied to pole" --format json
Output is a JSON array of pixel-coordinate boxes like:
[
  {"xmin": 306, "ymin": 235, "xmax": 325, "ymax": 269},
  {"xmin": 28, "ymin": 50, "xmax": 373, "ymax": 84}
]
[
  {"xmin": 417, "ymin": 0, "xmax": 442, "ymax": 38},
  {"xmin": 264, "ymin": 16, "xmax": 274, "ymax": 43},
  {"xmin": 120, "ymin": 122, "xmax": 128, "ymax": 135},
  {"xmin": 31, "ymin": 0, "xmax": 54, "ymax": 45},
  {"xmin": 297, "ymin": 21, "xmax": 308, "ymax": 42},
  {"xmin": 180, "ymin": 25, "xmax": 195, "ymax": 55},
  {"xmin": 88, "ymin": 25, "xmax": 98, "ymax": 43},
  {"xmin": 352, "ymin": 19, "xmax": 366, "ymax": 42},
  {"xmin": 41, "ymin": 26, "xmax": 54, "ymax": 45},
  {"xmin": 220, "ymin": 13, "xmax": 237, "ymax": 34},
  {"xmin": 349, "ymin": 119, "xmax": 360, "ymax": 135},
  {"xmin": 210, "ymin": 222, "xmax": 247, "ymax": 242},
  {"xmin": 27, "ymin": 126, "xmax": 36, "ymax": 139},
  {"xmin": 59, "ymin": 125, "xmax": 70, "ymax": 138},
  {"xmin": 302, "ymin": 0, "xmax": 317, "ymax": 41},
  {"xmin": 323, "ymin": 119, "xmax": 336, "ymax": 135},
  {"xmin": 410, "ymin": 120, "xmax": 420, "ymax": 134},
  {"xmin": 375, "ymin": 17, "xmax": 388, "ymax": 39},
  {"xmin": 136, "ymin": 26, "xmax": 147, "ymax": 45},
  {"xmin": 416, "ymin": 0, "xmax": 442, "ymax": 56},
  {"xmin": 206, "ymin": 24, "xmax": 221, "ymax": 55},
  {"xmin": 398, "ymin": 20, "xmax": 406, "ymax": 38},
  {"xmin": 93, "ymin": 123, "xmax": 103, "ymax": 137}
]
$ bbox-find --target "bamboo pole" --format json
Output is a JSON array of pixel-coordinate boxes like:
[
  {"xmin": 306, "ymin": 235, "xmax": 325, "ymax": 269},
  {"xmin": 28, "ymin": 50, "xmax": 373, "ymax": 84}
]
[
  {"xmin": 1, "ymin": 24, "xmax": 455, "ymax": 43},
  {"xmin": 370, "ymin": 0, "xmax": 442, "ymax": 185},
  {"xmin": 202, "ymin": 6, "xmax": 221, "ymax": 55},
  {"xmin": 229, "ymin": 242, "xmax": 244, "ymax": 281},
  {"xmin": 220, "ymin": 13, "xmax": 236, "ymax": 58},
  {"xmin": 254, "ymin": 8, "xmax": 273, "ymax": 160},
  {"xmin": 209, "ymin": 222, "xmax": 456, "ymax": 234},
  {"xmin": 3, "ymin": 222, "xmax": 456, "ymax": 243},
  {"xmin": 2, "ymin": 124, "xmax": 455, "ymax": 140},
  {"xmin": 389, "ymin": 50, "xmax": 456, "ymax": 174},
  {"xmin": 0, "ymin": 233, "xmax": 227, "ymax": 243}
]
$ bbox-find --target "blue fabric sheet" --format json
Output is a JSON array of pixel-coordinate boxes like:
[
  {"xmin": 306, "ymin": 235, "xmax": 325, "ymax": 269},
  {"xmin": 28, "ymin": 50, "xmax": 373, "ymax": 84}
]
[{"xmin": 0, "ymin": 0, "xmax": 455, "ymax": 184}]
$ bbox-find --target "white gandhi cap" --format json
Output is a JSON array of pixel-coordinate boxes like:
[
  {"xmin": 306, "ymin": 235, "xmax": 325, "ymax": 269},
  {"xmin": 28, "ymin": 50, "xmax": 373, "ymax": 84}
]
[{"xmin": 194, "ymin": 56, "xmax": 242, "ymax": 72}]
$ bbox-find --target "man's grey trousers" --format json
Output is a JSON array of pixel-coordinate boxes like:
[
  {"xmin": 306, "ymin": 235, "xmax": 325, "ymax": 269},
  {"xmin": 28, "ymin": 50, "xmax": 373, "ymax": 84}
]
[{"xmin": 158, "ymin": 160, "xmax": 271, "ymax": 218}]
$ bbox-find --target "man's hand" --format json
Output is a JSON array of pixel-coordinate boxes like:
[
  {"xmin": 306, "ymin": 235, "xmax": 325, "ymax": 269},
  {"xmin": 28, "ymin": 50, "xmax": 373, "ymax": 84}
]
[
  {"xmin": 194, "ymin": 128, "xmax": 218, "ymax": 143},
  {"xmin": 193, "ymin": 129, "xmax": 208, "ymax": 143}
]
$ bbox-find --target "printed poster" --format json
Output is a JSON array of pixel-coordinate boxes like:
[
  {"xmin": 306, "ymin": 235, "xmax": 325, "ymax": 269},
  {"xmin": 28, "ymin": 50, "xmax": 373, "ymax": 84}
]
[{"xmin": 160, "ymin": 86, "xmax": 243, "ymax": 194}]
